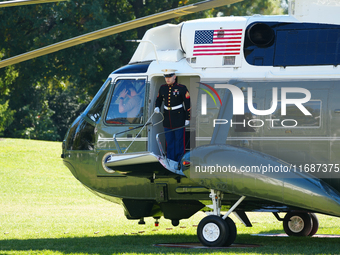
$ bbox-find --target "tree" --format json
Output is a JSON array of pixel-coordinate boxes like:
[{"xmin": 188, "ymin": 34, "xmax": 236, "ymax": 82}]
[
  {"xmin": 49, "ymin": 86, "xmax": 90, "ymax": 140},
  {"xmin": 0, "ymin": 100, "xmax": 15, "ymax": 135},
  {"xmin": 0, "ymin": 56, "xmax": 17, "ymax": 135},
  {"xmin": 0, "ymin": 0, "xmax": 286, "ymax": 141}
]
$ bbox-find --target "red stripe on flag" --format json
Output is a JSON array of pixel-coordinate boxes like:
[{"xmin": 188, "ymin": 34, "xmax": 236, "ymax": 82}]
[
  {"xmin": 213, "ymin": 37, "xmax": 242, "ymax": 40},
  {"xmin": 214, "ymin": 29, "xmax": 243, "ymax": 32},
  {"xmin": 194, "ymin": 44, "xmax": 241, "ymax": 48},
  {"xmin": 193, "ymin": 48, "xmax": 240, "ymax": 52},
  {"xmin": 214, "ymin": 33, "xmax": 243, "ymax": 36},
  {"xmin": 193, "ymin": 53, "xmax": 240, "ymax": 56}
]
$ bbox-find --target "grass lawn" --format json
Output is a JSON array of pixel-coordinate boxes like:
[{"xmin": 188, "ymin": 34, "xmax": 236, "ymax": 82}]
[{"xmin": 1, "ymin": 138, "xmax": 340, "ymax": 254}]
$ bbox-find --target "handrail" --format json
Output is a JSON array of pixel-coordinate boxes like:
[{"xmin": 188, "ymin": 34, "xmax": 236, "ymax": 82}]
[
  {"xmin": 113, "ymin": 124, "xmax": 145, "ymax": 154},
  {"xmin": 113, "ymin": 111, "xmax": 158, "ymax": 154},
  {"xmin": 114, "ymin": 124, "xmax": 145, "ymax": 136}
]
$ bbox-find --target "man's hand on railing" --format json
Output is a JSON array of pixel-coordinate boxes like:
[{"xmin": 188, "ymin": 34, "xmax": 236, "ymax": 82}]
[
  {"xmin": 185, "ymin": 120, "xmax": 190, "ymax": 126},
  {"xmin": 154, "ymin": 107, "xmax": 160, "ymax": 113}
]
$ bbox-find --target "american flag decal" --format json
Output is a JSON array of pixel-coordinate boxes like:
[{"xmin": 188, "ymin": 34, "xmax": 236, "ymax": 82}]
[{"xmin": 193, "ymin": 29, "xmax": 243, "ymax": 56}]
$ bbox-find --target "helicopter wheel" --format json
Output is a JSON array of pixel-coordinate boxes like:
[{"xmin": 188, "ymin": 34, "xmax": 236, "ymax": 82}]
[
  {"xmin": 223, "ymin": 217, "xmax": 237, "ymax": 246},
  {"xmin": 283, "ymin": 212, "xmax": 313, "ymax": 236},
  {"xmin": 197, "ymin": 215, "xmax": 229, "ymax": 247},
  {"xmin": 308, "ymin": 213, "xmax": 319, "ymax": 236}
]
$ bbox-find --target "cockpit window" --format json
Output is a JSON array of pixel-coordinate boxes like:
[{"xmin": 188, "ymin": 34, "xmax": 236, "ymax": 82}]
[
  {"xmin": 86, "ymin": 78, "xmax": 111, "ymax": 123},
  {"xmin": 66, "ymin": 117, "xmax": 95, "ymax": 150},
  {"xmin": 106, "ymin": 79, "xmax": 146, "ymax": 125}
]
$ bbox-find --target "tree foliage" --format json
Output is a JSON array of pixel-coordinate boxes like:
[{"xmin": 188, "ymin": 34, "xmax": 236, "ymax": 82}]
[
  {"xmin": 0, "ymin": 60, "xmax": 18, "ymax": 135},
  {"xmin": 0, "ymin": 0, "xmax": 285, "ymax": 141}
]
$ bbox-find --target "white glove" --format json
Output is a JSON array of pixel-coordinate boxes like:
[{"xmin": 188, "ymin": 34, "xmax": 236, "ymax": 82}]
[
  {"xmin": 185, "ymin": 120, "xmax": 190, "ymax": 126},
  {"xmin": 154, "ymin": 107, "xmax": 160, "ymax": 113}
]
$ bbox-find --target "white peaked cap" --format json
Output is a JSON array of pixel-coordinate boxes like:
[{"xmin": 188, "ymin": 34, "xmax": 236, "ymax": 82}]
[{"xmin": 161, "ymin": 69, "xmax": 177, "ymax": 75}]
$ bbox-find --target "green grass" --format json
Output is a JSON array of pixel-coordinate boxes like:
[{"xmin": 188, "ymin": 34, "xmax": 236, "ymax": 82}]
[{"xmin": 1, "ymin": 138, "xmax": 340, "ymax": 254}]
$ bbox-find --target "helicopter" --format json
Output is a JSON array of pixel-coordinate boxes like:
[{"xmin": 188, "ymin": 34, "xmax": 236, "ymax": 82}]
[{"xmin": 2, "ymin": 0, "xmax": 340, "ymax": 248}]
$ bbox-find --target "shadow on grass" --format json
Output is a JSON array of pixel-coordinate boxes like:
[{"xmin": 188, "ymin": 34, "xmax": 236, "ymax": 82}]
[
  {"xmin": 257, "ymin": 228, "xmax": 285, "ymax": 234},
  {"xmin": 1, "ymin": 233, "xmax": 340, "ymax": 254}
]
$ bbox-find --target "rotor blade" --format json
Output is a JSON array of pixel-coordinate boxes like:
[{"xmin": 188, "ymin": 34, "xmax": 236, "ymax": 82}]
[
  {"xmin": 0, "ymin": 0, "xmax": 243, "ymax": 68},
  {"xmin": 0, "ymin": 0, "xmax": 67, "ymax": 8}
]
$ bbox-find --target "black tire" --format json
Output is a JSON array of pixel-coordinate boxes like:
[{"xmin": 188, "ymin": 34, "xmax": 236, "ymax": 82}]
[
  {"xmin": 197, "ymin": 215, "xmax": 229, "ymax": 247},
  {"xmin": 224, "ymin": 217, "xmax": 237, "ymax": 247},
  {"xmin": 308, "ymin": 213, "xmax": 319, "ymax": 236},
  {"xmin": 283, "ymin": 212, "xmax": 313, "ymax": 236}
]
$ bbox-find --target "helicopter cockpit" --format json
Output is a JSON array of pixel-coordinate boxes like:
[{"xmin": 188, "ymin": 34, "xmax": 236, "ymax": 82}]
[
  {"xmin": 62, "ymin": 58, "xmax": 202, "ymax": 178},
  {"xmin": 105, "ymin": 79, "xmax": 145, "ymax": 125}
]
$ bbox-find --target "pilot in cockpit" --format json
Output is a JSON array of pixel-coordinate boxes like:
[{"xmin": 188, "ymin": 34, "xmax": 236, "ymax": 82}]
[
  {"xmin": 106, "ymin": 79, "xmax": 145, "ymax": 125},
  {"xmin": 118, "ymin": 82, "xmax": 143, "ymax": 123}
]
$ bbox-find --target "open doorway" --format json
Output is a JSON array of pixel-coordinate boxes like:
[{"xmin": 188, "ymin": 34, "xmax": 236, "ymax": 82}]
[{"xmin": 148, "ymin": 75, "xmax": 200, "ymax": 158}]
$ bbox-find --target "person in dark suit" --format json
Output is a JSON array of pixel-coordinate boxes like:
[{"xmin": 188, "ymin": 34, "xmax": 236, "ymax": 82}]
[{"xmin": 154, "ymin": 69, "xmax": 190, "ymax": 162}]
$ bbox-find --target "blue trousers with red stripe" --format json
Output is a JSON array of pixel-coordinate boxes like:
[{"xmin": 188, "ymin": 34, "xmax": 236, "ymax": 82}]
[{"xmin": 164, "ymin": 127, "xmax": 185, "ymax": 162}]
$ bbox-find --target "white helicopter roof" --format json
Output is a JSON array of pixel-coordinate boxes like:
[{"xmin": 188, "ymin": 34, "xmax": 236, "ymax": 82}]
[
  {"xmin": 130, "ymin": 0, "xmax": 340, "ymax": 66},
  {"xmin": 126, "ymin": 0, "xmax": 340, "ymax": 80}
]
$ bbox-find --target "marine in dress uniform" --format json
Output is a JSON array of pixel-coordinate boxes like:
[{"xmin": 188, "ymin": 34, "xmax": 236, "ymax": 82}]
[{"xmin": 154, "ymin": 69, "xmax": 191, "ymax": 162}]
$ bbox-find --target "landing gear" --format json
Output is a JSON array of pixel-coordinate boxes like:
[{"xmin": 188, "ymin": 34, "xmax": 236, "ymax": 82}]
[
  {"xmin": 308, "ymin": 213, "xmax": 319, "ymax": 236},
  {"xmin": 197, "ymin": 215, "xmax": 229, "ymax": 247},
  {"xmin": 283, "ymin": 212, "xmax": 319, "ymax": 236},
  {"xmin": 224, "ymin": 216, "xmax": 237, "ymax": 246},
  {"xmin": 196, "ymin": 189, "xmax": 246, "ymax": 247}
]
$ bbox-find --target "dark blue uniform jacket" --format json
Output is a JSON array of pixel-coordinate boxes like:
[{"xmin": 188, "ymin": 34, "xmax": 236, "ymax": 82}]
[{"xmin": 155, "ymin": 83, "xmax": 191, "ymax": 129}]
